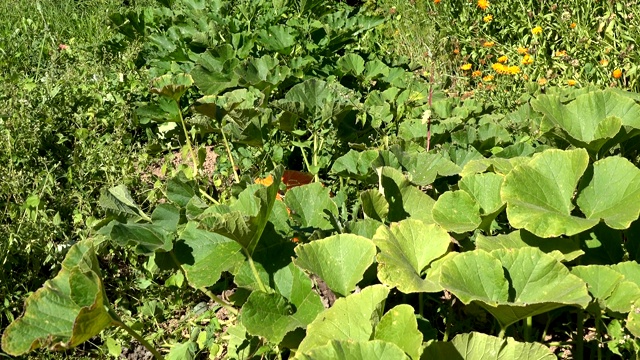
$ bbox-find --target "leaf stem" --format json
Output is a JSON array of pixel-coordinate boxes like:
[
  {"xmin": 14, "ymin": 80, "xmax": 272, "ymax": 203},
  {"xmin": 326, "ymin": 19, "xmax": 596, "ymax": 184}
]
[
  {"xmin": 168, "ymin": 251, "xmax": 237, "ymax": 315},
  {"xmin": 418, "ymin": 293, "xmax": 424, "ymax": 317},
  {"xmin": 524, "ymin": 316, "xmax": 532, "ymax": 342},
  {"xmin": 199, "ymin": 287, "xmax": 239, "ymax": 316},
  {"xmin": 498, "ymin": 326, "xmax": 506, "ymax": 339},
  {"xmin": 220, "ymin": 126, "xmax": 240, "ymax": 183},
  {"xmin": 177, "ymin": 102, "xmax": 198, "ymax": 177},
  {"xmin": 199, "ymin": 188, "xmax": 219, "ymax": 204},
  {"xmin": 108, "ymin": 307, "xmax": 164, "ymax": 360},
  {"xmin": 244, "ymin": 248, "xmax": 268, "ymax": 293}
]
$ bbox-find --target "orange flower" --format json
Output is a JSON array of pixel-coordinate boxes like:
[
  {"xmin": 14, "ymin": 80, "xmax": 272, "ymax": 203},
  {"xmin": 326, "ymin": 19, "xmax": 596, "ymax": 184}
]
[
  {"xmin": 570, "ymin": 22, "xmax": 577, "ymax": 29},
  {"xmin": 472, "ymin": 70, "xmax": 482, "ymax": 77},
  {"xmin": 497, "ymin": 55, "xmax": 508, "ymax": 63},
  {"xmin": 517, "ymin": 47, "xmax": 529, "ymax": 54},
  {"xmin": 521, "ymin": 54, "xmax": 533, "ymax": 65},
  {"xmin": 613, "ymin": 69, "xmax": 623, "ymax": 79},
  {"xmin": 255, "ymin": 175, "xmax": 274, "ymax": 186},
  {"xmin": 538, "ymin": 78, "xmax": 548, "ymax": 86},
  {"xmin": 567, "ymin": 79, "xmax": 577, "ymax": 86},
  {"xmin": 555, "ymin": 50, "xmax": 567, "ymax": 57},
  {"xmin": 434, "ymin": 0, "xmax": 441, "ymax": 3},
  {"xmin": 453, "ymin": 48, "xmax": 460, "ymax": 55},
  {"xmin": 507, "ymin": 66, "xmax": 520, "ymax": 74},
  {"xmin": 483, "ymin": 75, "xmax": 494, "ymax": 82},
  {"xmin": 461, "ymin": 63, "xmax": 472, "ymax": 70},
  {"xmin": 477, "ymin": 0, "xmax": 489, "ymax": 10}
]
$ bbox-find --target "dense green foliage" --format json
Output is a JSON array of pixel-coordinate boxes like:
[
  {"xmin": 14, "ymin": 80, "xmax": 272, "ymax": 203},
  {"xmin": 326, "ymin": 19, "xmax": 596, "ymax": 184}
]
[{"xmin": 3, "ymin": 0, "xmax": 640, "ymax": 359}]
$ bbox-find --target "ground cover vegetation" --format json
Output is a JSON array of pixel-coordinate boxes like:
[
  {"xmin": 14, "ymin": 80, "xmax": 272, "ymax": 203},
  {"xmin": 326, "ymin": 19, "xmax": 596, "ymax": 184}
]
[{"xmin": 2, "ymin": 0, "xmax": 640, "ymax": 359}]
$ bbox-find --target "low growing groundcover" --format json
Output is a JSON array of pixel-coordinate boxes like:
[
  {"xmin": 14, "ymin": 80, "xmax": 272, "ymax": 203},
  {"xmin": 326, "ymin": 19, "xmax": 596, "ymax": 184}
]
[{"xmin": 3, "ymin": 0, "xmax": 640, "ymax": 359}]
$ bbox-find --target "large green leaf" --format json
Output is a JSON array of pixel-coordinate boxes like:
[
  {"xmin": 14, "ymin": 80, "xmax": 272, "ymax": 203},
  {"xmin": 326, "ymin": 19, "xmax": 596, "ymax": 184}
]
[
  {"xmin": 476, "ymin": 230, "xmax": 584, "ymax": 262},
  {"xmin": 175, "ymin": 222, "xmax": 244, "ymax": 288},
  {"xmin": 337, "ymin": 53, "xmax": 365, "ymax": 76},
  {"xmin": 276, "ymin": 79, "xmax": 354, "ymax": 126},
  {"xmin": 297, "ymin": 285, "xmax": 389, "ymax": 353},
  {"xmin": 373, "ymin": 220, "xmax": 450, "ymax": 293},
  {"xmin": 360, "ymin": 189, "xmax": 389, "ymax": 222},
  {"xmin": 297, "ymin": 340, "xmax": 408, "ymax": 360},
  {"xmin": 432, "ymin": 191, "xmax": 482, "ymax": 233},
  {"xmin": 240, "ymin": 263, "xmax": 324, "ymax": 344},
  {"xmin": 440, "ymin": 248, "xmax": 590, "ymax": 329},
  {"xmin": 294, "ymin": 234, "xmax": 376, "ymax": 297},
  {"xmin": 422, "ymin": 332, "xmax": 556, "ymax": 359},
  {"xmin": 257, "ymin": 25, "xmax": 296, "ymax": 54},
  {"xmin": 2, "ymin": 240, "xmax": 115, "ymax": 356},
  {"xmin": 373, "ymin": 305, "xmax": 422, "ymax": 359},
  {"xmin": 99, "ymin": 184, "xmax": 146, "ymax": 219},
  {"xmin": 577, "ymin": 156, "xmax": 640, "ymax": 230},
  {"xmin": 501, "ymin": 149, "xmax": 598, "ymax": 238},
  {"xmin": 572, "ymin": 265, "xmax": 640, "ymax": 313},
  {"xmin": 285, "ymin": 183, "xmax": 338, "ymax": 231},
  {"xmin": 400, "ymin": 152, "xmax": 461, "ymax": 186},
  {"xmin": 109, "ymin": 223, "xmax": 173, "ymax": 255},
  {"xmin": 150, "ymin": 73, "xmax": 193, "ymax": 101},
  {"xmin": 531, "ymin": 89, "xmax": 640, "ymax": 152},
  {"xmin": 203, "ymin": 166, "xmax": 283, "ymax": 254},
  {"xmin": 459, "ymin": 173, "xmax": 505, "ymax": 215}
]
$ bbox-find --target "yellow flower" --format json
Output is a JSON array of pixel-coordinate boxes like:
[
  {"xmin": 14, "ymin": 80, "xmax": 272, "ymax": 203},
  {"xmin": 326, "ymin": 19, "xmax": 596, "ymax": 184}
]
[
  {"xmin": 555, "ymin": 50, "xmax": 567, "ymax": 57},
  {"xmin": 507, "ymin": 66, "xmax": 520, "ymax": 75},
  {"xmin": 483, "ymin": 75, "xmax": 494, "ymax": 81},
  {"xmin": 497, "ymin": 55, "xmax": 508, "ymax": 63},
  {"xmin": 570, "ymin": 22, "xmax": 577, "ymax": 29},
  {"xmin": 613, "ymin": 69, "xmax": 623, "ymax": 79},
  {"xmin": 483, "ymin": 41, "xmax": 495, "ymax": 47},
  {"xmin": 600, "ymin": 59, "xmax": 609, "ymax": 66},
  {"xmin": 483, "ymin": 14, "xmax": 493, "ymax": 23},
  {"xmin": 538, "ymin": 78, "xmax": 547, "ymax": 86},
  {"xmin": 521, "ymin": 54, "xmax": 533, "ymax": 65},
  {"xmin": 517, "ymin": 47, "xmax": 529, "ymax": 54},
  {"xmin": 492, "ymin": 63, "xmax": 505, "ymax": 73},
  {"xmin": 477, "ymin": 0, "xmax": 489, "ymax": 10},
  {"xmin": 472, "ymin": 70, "xmax": 482, "ymax": 77},
  {"xmin": 461, "ymin": 63, "xmax": 472, "ymax": 70},
  {"xmin": 532, "ymin": 26, "xmax": 543, "ymax": 35},
  {"xmin": 567, "ymin": 79, "xmax": 577, "ymax": 86}
]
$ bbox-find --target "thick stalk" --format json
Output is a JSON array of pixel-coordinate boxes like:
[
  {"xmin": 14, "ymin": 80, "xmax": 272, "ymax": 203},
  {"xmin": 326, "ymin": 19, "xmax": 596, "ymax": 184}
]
[
  {"xmin": 312, "ymin": 132, "xmax": 319, "ymax": 183},
  {"xmin": 199, "ymin": 188, "xmax": 219, "ymax": 204},
  {"xmin": 177, "ymin": 104, "xmax": 198, "ymax": 177},
  {"xmin": 418, "ymin": 293, "xmax": 424, "ymax": 317},
  {"xmin": 244, "ymin": 249, "xmax": 268, "ymax": 293},
  {"xmin": 524, "ymin": 316, "xmax": 532, "ymax": 342},
  {"xmin": 220, "ymin": 127, "xmax": 240, "ymax": 183},
  {"xmin": 199, "ymin": 287, "xmax": 238, "ymax": 316},
  {"xmin": 595, "ymin": 311, "xmax": 603, "ymax": 360},
  {"xmin": 498, "ymin": 326, "xmax": 507, "ymax": 339},
  {"xmin": 108, "ymin": 307, "xmax": 163, "ymax": 360}
]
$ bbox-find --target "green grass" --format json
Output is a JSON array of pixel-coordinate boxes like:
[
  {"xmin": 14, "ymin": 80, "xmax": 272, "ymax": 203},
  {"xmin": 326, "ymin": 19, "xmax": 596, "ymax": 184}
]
[{"xmin": 0, "ymin": 1, "xmax": 155, "ymax": 352}]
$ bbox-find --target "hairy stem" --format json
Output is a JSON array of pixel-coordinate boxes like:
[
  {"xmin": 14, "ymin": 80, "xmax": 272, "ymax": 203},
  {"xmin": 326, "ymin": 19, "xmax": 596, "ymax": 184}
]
[
  {"xmin": 220, "ymin": 127, "xmax": 239, "ymax": 183},
  {"xmin": 244, "ymin": 248, "xmax": 268, "ymax": 293},
  {"xmin": 108, "ymin": 307, "xmax": 163, "ymax": 360},
  {"xmin": 575, "ymin": 311, "xmax": 584, "ymax": 360},
  {"xmin": 524, "ymin": 316, "xmax": 532, "ymax": 342},
  {"xmin": 178, "ymin": 103, "xmax": 198, "ymax": 177}
]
